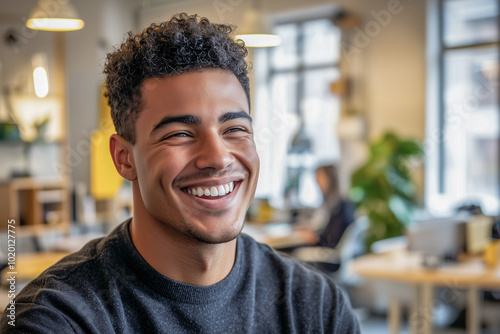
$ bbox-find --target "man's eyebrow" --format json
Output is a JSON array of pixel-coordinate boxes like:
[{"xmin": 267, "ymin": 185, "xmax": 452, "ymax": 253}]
[
  {"xmin": 219, "ymin": 111, "xmax": 252, "ymax": 123},
  {"xmin": 151, "ymin": 115, "xmax": 202, "ymax": 134}
]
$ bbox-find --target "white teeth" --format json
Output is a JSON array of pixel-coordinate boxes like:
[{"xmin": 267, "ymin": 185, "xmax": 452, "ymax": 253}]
[
  {"xmin": 210, "ymin": 186, "xmax": 218, "ymax": 196},
  {"xmin": 187, "ymin": 182, "xmax": 236, "ymax": 197},
  {"xmin": 218, "ymin": 185, "xmax": 226, "ymax": 196}
]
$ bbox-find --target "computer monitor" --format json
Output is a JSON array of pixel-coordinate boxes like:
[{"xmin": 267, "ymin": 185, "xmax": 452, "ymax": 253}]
[{"xmin": 407, "ymin": 218, "xmax": 467, "ymax": 260}]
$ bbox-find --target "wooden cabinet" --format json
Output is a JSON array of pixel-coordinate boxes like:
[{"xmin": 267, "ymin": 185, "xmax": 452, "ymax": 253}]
[{"xmin": 0, "ymin": 177, "xmax": 70, "ymax": 232}]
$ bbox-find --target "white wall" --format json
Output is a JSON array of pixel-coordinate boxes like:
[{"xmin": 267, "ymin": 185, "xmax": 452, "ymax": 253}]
[
  {"xmin": 0, "ymin": 2, "xmax": 57, "ymax": 99},
  {"xmin": 0, "ymin": 1, "xmax": 58, "ymax": 179}
]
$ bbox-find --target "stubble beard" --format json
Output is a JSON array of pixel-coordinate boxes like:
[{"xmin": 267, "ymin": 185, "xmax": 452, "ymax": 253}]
[{"xmin": 185, "ymin": 213, "xmax": 246, "ymax": 244}]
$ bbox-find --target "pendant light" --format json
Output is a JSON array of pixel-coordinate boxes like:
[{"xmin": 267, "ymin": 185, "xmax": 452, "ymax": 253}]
[
  {"xmin": 235, "ymin": 2, "xmax": 281, "ymax": 48},
  {"xmin": 26, "ymin": 0, "xmax": 85, "ymax": 32}
]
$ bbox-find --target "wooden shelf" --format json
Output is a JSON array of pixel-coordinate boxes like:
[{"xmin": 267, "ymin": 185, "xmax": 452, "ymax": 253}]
[{"xmin": 0, "ymin": 177, "xmax": 70, "ymax": 231}]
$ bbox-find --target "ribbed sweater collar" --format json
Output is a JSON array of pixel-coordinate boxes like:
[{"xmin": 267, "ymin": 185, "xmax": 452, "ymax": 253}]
[{"xmin": 113, "ymin": 219, "xmax": 244, "ymax": 305}]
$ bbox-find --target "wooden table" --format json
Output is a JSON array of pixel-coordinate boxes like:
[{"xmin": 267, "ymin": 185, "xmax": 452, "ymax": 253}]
[
  {"xmin": 1, "ymin": 251, "xmax": 69, "ymax": 282},
  {"xmin": 0, "ymin": 251, "xmax": 70, "ymax": 313},
  {"xmin": 349, "ymin": 250, "xmax": 500, "ymax": 334},
  {"xmin": 242, "ymin": 222, "xmax": 317, "ymax": 249}
]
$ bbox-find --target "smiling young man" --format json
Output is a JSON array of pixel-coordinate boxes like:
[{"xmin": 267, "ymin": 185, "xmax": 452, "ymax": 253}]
[
  {"xmin": 0, "ymin": 14, "xmax": 360, "ymax": 333},
  {"xmin": 118, "ymin": 68, "xmax": 259, "ymax": 286}
]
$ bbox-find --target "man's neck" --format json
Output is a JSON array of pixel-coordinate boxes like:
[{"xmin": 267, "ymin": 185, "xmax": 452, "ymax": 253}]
[{"xmin": 129, "ymin": 216, "xmax": 237, "ymax": 286}]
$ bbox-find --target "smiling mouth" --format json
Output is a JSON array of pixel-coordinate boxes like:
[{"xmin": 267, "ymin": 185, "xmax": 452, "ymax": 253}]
[{"xmin": 182, "ymin": 181, "xmax": 236, "ymax": 198}]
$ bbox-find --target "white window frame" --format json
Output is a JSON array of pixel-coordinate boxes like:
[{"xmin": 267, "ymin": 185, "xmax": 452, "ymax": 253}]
[
  {"xmin": 253, "ymin": 9, "xmax": 342, "ymax": 209},
  {"xmin": 425, "ymin": 0, "xmax": 500, "ymax": 216}
]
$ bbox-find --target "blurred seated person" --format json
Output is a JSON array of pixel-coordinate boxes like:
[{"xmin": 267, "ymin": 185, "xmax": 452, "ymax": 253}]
[
  {"xmin": 290, "ymin": 165, "xmax": 356, "ymax": 272},
  {"xmin": 291, "ymin": 165, "xmax": 354, "ymax": 273},
  {"xmin": 314, "ymin": 164, "xmax": 355, "ymax": 248},
  {"xmin": 292, "ymin": 164, "xmax": 355, "ymax": 249}
]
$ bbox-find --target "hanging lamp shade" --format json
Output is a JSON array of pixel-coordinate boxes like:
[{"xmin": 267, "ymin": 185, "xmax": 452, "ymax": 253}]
[
  {"xmin": 26, "ymin": 0, "xmax": 85, "ymax": 31},
  {"xmin": 235, "ymin": 7, "xmax": 281, "ymax": 48}
]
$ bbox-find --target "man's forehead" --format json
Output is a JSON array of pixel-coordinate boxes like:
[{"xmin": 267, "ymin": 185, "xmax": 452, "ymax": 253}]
[
  {"xmin": 142, "ymin": 68, "xmax": 239, "ymax": 89},
  {"xmin": 142, "ymin": 70, "xmax": 245, "ymax": 102}
]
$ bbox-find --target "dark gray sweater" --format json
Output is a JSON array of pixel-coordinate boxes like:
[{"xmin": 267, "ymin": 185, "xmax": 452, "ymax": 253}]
[{"xmin": 1, "ymin": 219, "xmax": 360, "ymax": 333}]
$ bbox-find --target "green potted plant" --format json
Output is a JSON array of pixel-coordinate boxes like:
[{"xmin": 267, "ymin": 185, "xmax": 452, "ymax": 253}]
[{"xmin": 349, "ymin": 132, "xmax": 424, "ymax": 249}]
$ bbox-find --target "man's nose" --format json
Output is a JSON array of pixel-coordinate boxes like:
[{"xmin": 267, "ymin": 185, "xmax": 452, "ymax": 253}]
[{"xmin": 195, "ymin": 131, "xmax": 235, "ymax": 170}]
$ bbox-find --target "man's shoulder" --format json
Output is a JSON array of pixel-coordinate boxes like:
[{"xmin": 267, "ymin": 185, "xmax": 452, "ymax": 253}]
[
  {"xmin": 42, "ymin": 236, "xmax": 108, "ymax": 281},
  {"xmin": 0, "ymin": 222, "xmax": 130, "ymax": 333},
  {"xmin": 16, "ymin": 222, "xmax": 127, "ymax": 302}
]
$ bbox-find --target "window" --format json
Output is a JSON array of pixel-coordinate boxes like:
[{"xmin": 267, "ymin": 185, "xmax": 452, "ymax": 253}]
[
  {"xmin": 426, "ymin": 0, "xmax": 499, "ymax": 215},
  {"xmin": 253, "ymin": 16, "xmax": 341, "ymax": 209}
]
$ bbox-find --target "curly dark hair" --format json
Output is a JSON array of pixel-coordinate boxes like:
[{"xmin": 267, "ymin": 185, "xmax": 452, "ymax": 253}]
[{"xmin": 103, "ymin": 13, "xmax": 250, "ymax": 144}]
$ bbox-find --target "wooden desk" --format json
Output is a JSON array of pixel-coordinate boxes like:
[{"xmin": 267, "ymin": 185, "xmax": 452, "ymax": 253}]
[
  {"xmin": 349, "ymin": 251, "xmax": 500, "ymax": 334},
  {"xmin": 242, "ymin": 222, "xmax": 317, "ymax": 249},
  {"xmin": 1, "ymin": 251, "xmax": 69, "ymax": 283},
  {"xmin": 0, "ymin": 251, "xmax": 69, "ymax": 312}
]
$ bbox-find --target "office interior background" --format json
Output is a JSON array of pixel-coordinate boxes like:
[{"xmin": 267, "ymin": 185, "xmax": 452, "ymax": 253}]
[{"xmin": 0, "ymin": 0, "xmax": 499, "ymax": 333}]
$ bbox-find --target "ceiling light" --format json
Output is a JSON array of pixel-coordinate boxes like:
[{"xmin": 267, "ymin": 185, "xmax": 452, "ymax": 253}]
[
  {"xmin": 235, "ymin": 34, "xmax": 282, "ymax": 48},
  {"xmin": 236, "ymin": 7, "xmax": 281, "ymax": 48},
  {"xmin": 26, "ymin": 0, "xmax": 85, "ymax": 32}
]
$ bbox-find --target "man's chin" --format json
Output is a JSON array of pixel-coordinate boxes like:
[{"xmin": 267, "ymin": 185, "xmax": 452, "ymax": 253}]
[
  {"xmin": 186, "ymin": 222, "xmax": 244, "ymax": 245},
  {"xmin": 190, "ymin": 232, "xmax": 239, "ymax": 245}
]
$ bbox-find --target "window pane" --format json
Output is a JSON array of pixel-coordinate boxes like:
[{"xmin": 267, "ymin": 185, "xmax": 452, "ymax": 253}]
[
  {"xmin": 468, "ymin": 137, "xmax": 498, "ymax": 204},
  {"xmin": 271, "ymin": 24, "xmax": 298, "ymax": 70},
  {"xmin": 303, "ymin": 19, "xmax": 340, "ymax": 66},
  {"xmin": 302, "ymin": 67, "xmax": 341, "ymax": 162},
  {"xmin": 268, "ymin": 72, "xmax": 299, "ymax": 207},
  {"xmin": 443, "ymin": 46, "xmax": 499, "ymax": 214},
  {"xmin": 443, "ymin": 0, "xmax": 499, "ymax": 47},
  {"xmin": 270, "ymin": 73, "xmax": 298, "ymax": 116}
]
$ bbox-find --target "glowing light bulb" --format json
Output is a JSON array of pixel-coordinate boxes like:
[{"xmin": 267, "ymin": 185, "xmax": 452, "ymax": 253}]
[{"xmin": 33, "ymin": 66, "xmax": 49, "ymax": 98}]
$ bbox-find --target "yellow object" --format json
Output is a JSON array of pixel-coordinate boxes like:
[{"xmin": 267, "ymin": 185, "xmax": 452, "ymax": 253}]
[
  {"xmin": 483, "ymin": 240, "xmax": 499, "ymax": 268},
  {"xmin": 255, "ymin": 199, "xmax": 273, "ymax": 224},
  {"xmin": 466, "ymin": 215, "xmax": 493, "ymax": 255},
  {"xmin": 91, "ymin": 87, "xmax": 123, "ymax": 200}
]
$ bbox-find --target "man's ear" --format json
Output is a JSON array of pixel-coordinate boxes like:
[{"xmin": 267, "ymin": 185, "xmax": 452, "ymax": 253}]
[{"xmin": 110, "ymin": 134, "xmax": 137, "ymax": 181}]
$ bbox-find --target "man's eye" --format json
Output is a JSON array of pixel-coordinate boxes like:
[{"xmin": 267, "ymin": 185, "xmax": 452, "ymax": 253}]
[
  {"xmin": 161, "ymin": 132, "xmax": 191, "ymax": 141},
  {"xmin": 225, "ymin": 127, "xmax": 247, "ymax": 134}
]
